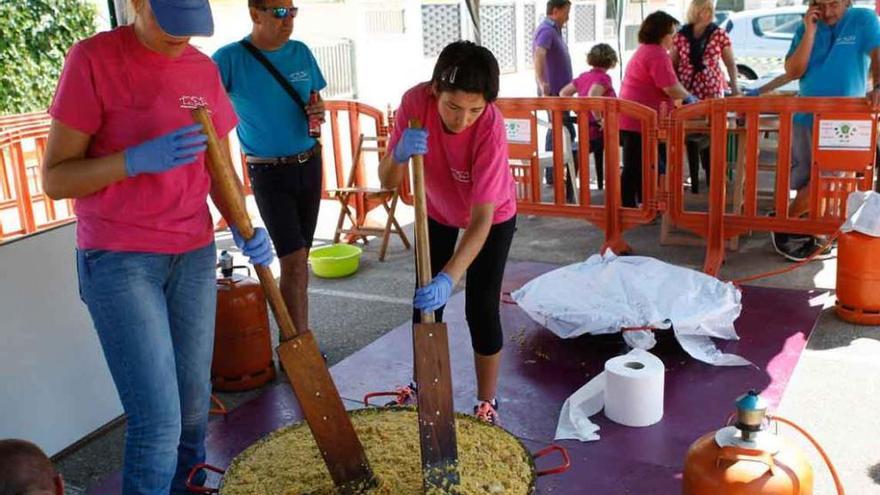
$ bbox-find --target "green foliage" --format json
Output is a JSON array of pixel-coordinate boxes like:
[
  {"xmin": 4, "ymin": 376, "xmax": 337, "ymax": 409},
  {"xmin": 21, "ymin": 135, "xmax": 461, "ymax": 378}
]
[{"xmin": 0, "ymin": 0, "xmax": 97, "ymax": 114}]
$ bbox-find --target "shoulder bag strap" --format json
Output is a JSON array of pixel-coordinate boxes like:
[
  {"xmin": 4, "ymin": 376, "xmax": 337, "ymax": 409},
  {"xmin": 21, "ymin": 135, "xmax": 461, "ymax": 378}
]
[{"xmin": 239, "ymin": 39, "xmax": 309, "ymax": 119}]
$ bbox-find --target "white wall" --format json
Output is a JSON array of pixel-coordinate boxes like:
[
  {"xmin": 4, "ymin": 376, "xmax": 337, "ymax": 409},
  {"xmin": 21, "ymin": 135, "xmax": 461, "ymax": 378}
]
[
  {"xmin": 0, "ymin": 224, "xmax": 122, "ymax": 456},
  {"xmin": 351, "ymin": 0, "xmax": 435, "ymax": 109}
]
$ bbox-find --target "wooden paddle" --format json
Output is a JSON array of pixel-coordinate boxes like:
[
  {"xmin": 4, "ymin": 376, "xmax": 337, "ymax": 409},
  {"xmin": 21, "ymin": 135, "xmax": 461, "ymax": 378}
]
[
  {"xmin": 409, "ymin": 119, "xmax": 460, "ymax": 491},
  {"xmin": 192, "ymin": 107, "xmax": 375, "ymax": 493}
]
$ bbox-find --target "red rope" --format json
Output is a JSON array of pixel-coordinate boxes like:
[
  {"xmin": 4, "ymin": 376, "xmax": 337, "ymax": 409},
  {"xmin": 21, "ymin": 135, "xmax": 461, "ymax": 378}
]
[{"xmin": 730, "ymin": 231, "xmax": 840, "ymax": 286}]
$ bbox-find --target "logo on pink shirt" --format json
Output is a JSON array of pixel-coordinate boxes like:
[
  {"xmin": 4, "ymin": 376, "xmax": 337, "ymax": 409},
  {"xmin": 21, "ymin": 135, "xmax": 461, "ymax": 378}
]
[
  {"xmin": 179, "ymin": 95, "xmax": 209, "ymax": 109},
  {"xmin": 450, "ymin": 169, "xmax": 472, "ymax": 183}
]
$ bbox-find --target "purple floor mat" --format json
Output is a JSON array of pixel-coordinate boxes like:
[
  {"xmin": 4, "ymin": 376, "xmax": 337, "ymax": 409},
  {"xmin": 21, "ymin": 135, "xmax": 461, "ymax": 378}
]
[{"xmin": 88, "ymin": 261, "xmax": 823, "ymax": 494}]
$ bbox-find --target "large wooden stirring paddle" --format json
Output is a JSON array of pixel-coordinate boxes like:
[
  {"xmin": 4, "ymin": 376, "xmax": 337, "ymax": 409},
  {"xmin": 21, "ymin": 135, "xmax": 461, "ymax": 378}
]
[
  {"xmin": 192, "ymin": 107, "xmax": 375, "ymax": 493},
  {"xmin": 409, "ymin": 119, "xmax": 460, "ymax": 491}
]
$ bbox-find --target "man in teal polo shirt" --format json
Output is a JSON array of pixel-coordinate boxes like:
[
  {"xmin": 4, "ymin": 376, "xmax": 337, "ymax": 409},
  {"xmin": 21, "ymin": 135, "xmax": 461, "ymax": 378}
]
[
  {"xmin": 771, "ymin": 0, "xmax": 880, "ymax": 261},
  {"xmin": 213, "ymin": 0, "xmax": 326, "ymax": 336}
]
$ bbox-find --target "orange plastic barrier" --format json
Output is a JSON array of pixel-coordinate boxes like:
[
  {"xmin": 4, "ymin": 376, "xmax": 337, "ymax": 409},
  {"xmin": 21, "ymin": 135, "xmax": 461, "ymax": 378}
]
[
  {"xmin": 0, "ymin": 112, "xmax": 50, "ymax": 130},
  {"xmin": 4, "ymin": 98, "xmax": 876, "ymax": 281},
  {"xmin": 0, "ymin": 103, "xmax": 390, "ymax": 243},
  {"xmin": 495, "ymin": 97, "xmax": 660, "ymax": 254},
  {"xmin": 0, "ymin": 122, "xmax": 75, "ymax": 241},
  {"xmin": 667, "ymin": 97, "xmax": 877, "ymax": 275}
]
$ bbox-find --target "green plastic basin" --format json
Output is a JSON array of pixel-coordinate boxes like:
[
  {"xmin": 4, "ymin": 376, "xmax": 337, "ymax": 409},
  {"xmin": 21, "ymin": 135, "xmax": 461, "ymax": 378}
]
[{"xmin": 308, "ymin": 244, "xmax": 362, "ymax": 278}]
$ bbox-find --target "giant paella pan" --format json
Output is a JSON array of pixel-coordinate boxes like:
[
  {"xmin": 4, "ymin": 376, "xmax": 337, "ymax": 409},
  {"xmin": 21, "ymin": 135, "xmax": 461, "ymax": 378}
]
[{"xmin": 187, "ymin": 407, "xmax": 569, "ymax": 494}]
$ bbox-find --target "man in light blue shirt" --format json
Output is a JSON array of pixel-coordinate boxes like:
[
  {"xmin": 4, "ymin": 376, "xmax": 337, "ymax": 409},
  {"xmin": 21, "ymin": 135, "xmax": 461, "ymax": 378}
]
[
  {"xmin": 770, "ymin": 0, "xmax": 880, "ymax": 261},
  {"xmin": 213, "ymin": 0, "xmax": 326, "ymax": 336}
]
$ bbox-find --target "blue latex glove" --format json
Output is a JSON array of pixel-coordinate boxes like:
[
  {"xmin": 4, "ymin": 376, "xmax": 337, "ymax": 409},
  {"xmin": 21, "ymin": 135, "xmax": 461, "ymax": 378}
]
[
  {"xmin": 413, "ymin": 272, "xmax": 453, "ymax": 312},
  {"xmin": 231, "ymin": 226, "xmax": 275, "ymax": 267},
  {"xmin": 743, "ymin": 88, "xmax": 761, "ymax": 97},
  {"xmin": 392, "ymin": 128, "xmax": 429, "ymax": 163},
  {"xmin": 123, "ymin": 123, "xmax": 207, "ymax": 177},
  {"xmin": 683, "ymin": 94, "xmax": 699, "ymax": 105}
]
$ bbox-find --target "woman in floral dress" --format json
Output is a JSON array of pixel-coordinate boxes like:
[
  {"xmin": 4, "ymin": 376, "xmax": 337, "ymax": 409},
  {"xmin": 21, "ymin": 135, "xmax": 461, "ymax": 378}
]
[{"xmin": 672, "ymin": 0, "xmax": 741, "ymax": 193}]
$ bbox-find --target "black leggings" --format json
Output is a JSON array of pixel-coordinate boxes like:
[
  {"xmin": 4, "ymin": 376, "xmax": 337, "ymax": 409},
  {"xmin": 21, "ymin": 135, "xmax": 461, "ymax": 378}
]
[
  {"xmin": 620, "ymin": 130, "xmax": 665, "ymax": 207},
  {"xmin": 413, "ymin": 215, "xmax": 516, "ymax": 356}
]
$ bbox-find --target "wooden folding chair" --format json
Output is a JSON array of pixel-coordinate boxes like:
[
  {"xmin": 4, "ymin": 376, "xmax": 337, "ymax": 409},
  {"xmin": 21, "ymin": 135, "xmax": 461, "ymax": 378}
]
[{"xmin": 327, "ymin": 134, "xmax": 411, "ymax": 261}]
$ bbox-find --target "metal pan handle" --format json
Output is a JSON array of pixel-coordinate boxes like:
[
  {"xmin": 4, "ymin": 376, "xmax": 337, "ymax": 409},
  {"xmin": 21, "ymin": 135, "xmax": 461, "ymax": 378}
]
[
  {"xmin": 186, "ymin": 463, "xmax": 225, "ymax": 494},
  {"xmin": 533, "ymin": 444, "xmax": 571, "ymax": 476}
]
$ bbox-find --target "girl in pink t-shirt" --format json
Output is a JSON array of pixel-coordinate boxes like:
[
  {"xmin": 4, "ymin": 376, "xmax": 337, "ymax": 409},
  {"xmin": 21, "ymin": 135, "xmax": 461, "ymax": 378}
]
[
  {"xmin": 379, "ymin": 41, "xmax": 516, "ymax": 425},
  {"xmin": 560, "ymin": 43, "xmax": 619, "ymax": 189},
  {"xmin": 41, "ymin": 0, "xmax": 272, "ymax": 491}
]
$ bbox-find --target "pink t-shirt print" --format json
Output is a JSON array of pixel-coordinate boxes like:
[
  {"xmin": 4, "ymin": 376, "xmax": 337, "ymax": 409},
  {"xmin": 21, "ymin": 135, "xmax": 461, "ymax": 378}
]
[
  {"xmin": 49, "ymin": 26, "xmax": 238, "ymax": 254},
  {"xmin": 619, "ymin": 44, "xmax": 679, "ymax": 132},
  {"xmin": 388, "ymin": 83, "xmax": 516, "ymax": 229},
  {"xmin": 572, "ymin": 68, "xmax": 616, "ymax": 141}
]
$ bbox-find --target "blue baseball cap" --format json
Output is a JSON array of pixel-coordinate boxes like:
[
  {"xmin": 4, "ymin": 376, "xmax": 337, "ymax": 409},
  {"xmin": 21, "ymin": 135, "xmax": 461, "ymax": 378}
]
[{"xmin": 149, "ymin": 0, "xmax": 214, "ymax": 37}]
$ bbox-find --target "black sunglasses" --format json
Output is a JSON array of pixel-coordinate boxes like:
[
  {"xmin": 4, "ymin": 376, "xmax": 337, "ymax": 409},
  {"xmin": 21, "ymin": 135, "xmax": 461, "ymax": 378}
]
[{"xmin": 260, "ymin": 6, "xmax": 298, "ymax": 19}]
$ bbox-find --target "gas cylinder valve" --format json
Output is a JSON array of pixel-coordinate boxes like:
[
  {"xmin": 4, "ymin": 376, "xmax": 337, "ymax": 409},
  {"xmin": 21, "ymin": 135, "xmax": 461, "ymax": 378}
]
[
  {"xmin": 734, "ymin": 389, "xmax": 768, "ymax": 441},
  {"xmin": 219, "ymin": 250, "xmax": 234, "ymax": 278}
]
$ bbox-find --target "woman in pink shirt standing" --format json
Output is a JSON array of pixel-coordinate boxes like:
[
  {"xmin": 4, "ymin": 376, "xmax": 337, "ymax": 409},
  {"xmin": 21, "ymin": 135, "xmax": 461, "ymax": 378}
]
[
  {"xmin": 41, "ymin": 0, "xmax": 272, "ymax": 493},
  {"xmin": 619, "ymin": 11, "xmax": 695, "ymax": 207},
  {"xmin": 560, "ymin": 43, "xmax": 619, "ymax": 190},
  {"xmin": 379, "ymin": 41, "xmax": 517, "ymax": 425}
]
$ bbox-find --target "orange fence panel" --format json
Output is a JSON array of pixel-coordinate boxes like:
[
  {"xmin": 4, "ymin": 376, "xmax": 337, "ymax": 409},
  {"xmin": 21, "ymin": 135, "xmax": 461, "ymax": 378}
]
[
  {"xmin": 0, "ymin": 122, "xmax": 75, "ymax": 242},
  {"xmin": 495, "ymin": 97, "xmax": 660, "ymax": 254},
  {"xmin": 5, "ymin": 97, "xmax": 876, "ymax": 278},
  {"xmin": 0, "ymin": 103, "xmax": 392, "ymax": 243},
  {"xmin": 0, "ymin": 112, "xmax": 49, "ymax": 130},
  {"xmin": 667, "ymin": 97, "xmax": 877, "ymax": 275}
]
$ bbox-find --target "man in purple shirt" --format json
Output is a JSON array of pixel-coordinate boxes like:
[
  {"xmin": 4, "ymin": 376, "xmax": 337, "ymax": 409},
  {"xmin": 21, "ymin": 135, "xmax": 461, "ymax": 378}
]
[
  {"xmin": 533, "ymin": 0, "xmax": 573, "ymax": 97},
  {"xmin": 533, "ymin": 0, "xmax": 574, "ymax": 189}
]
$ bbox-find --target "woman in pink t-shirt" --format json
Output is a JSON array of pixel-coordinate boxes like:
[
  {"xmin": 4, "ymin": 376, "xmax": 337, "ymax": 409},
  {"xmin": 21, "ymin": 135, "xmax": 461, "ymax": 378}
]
[
  {"xmin": 379, "ymin": 41, "xmax": 516, "ymax": 425},
  {"xmin": 619, "ymin": 11, "xmax": 696, "ymax": 207},
  {"xmin": 41, "ymin": 0, "xmax": 272, "ymax": 492},
  {"xmin": 560, "ymin": 43, "xmax": 619, "ymax": 190}
]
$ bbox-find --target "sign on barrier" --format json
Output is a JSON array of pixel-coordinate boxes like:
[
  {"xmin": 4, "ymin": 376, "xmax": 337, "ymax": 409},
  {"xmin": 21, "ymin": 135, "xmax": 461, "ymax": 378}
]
[
  {"xmin": 817, "ymin": 119, "xmax": 873, "ymax": 151},
  {"xmin": 505, "ymin": 118, "xmax": 532, "ymax": 145}
]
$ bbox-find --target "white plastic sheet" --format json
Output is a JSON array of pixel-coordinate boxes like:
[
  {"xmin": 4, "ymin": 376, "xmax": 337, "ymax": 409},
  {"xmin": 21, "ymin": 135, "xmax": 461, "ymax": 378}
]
[
  {"xmin": 510, "ymin": 251, "xmax": 751, "ymax": 366},
  {"xmin": 841, "ymin": 191, "xmax": 880, "ymax": 237}
]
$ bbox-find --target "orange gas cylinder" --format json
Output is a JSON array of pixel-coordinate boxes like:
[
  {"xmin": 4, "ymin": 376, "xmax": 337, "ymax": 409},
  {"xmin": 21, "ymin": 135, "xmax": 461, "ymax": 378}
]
[
  {"xmin": 212, "ymin": 252, "xmax": 275, "ymax": 391},
  {"xmin": 835, "ymin": 231, "xmax": 880, "ymax": 325},
  {"xmin": 683, "ymin": 392, "xmax": 814, "ymax": 495}
]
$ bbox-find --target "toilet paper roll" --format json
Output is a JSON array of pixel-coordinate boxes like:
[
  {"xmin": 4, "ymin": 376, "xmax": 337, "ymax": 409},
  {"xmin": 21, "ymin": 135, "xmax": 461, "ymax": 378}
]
[{"xmin": 603, "ymin": 350, "xmax": 665, "ymax": 427}]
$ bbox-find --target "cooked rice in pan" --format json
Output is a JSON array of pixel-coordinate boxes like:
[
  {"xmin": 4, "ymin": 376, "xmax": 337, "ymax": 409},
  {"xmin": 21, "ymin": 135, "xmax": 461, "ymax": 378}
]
[{"xmin": 222, "ymin": 408, "xmax": 533, "ymax": 494}]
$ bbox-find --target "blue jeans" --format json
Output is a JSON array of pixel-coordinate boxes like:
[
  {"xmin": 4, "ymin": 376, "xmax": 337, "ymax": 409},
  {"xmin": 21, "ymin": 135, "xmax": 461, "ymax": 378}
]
[{"xmin": 77, "ymin": 243, "xmax": 217, "ymax": 495}]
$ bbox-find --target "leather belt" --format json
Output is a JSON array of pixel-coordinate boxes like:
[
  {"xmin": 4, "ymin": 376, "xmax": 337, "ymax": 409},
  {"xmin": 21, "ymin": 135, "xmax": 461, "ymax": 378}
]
[{"xmin": 247, "ymin": 144, "xmax": 320, "ymax": 166}]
